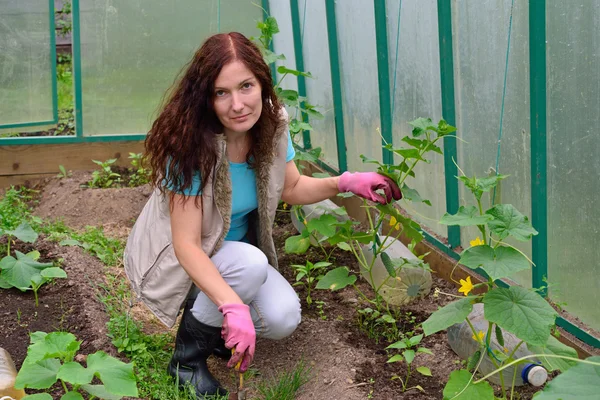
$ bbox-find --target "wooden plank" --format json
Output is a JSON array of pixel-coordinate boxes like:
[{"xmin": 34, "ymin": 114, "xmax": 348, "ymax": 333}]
[{"xmin": 0, "ymin": 141, "xmax": 144, "ymax": 178}]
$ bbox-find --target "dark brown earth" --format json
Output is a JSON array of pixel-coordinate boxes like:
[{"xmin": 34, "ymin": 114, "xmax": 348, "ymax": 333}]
[{"xmin": 1, "ymin": 171, "xmax": 591, "ymax": 399}]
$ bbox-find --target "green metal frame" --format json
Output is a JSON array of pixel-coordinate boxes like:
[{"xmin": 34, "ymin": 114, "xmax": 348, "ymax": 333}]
[
  {"xmin": 325, "ymin": 0, "xmax": 347, "ymax": 173},
  {"xmin": 437, "ymin": 0, "xmax": 461, "ymax": 249},
  {"xmin": 0, "ymin": 0, "xmax": 59, "ymax": 130},
  {"xmin": 373, "ymin": 0, "xmax": 394, "ymax": 165},
  {"xmin": 529, "ymin": 0, "xmax": 548, "ymax": 297},
  {"xmin": 290, "ymin": 0, "xmax": 312, "ymax": 150},
  {"xmin": 261, "ymin": 0, "xmax": 278, "ymax": 83}
]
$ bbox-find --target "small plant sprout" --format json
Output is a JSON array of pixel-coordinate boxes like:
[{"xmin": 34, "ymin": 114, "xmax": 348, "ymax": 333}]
[
  {"xmin": 291, "ymin": 260, "xmax": 331, "ymax": 306},
  {"xmin": 88, "ymin": 158, "xmax": 122, "ymax": 188},
  {"xmin": 387, "ymin": 333, "xmax": 433, "ymax": 393},
  {"xmin": 128, "ymin": 152, "xmax": 152, "ymax": 187},
  {"xmin": 56, "ymin": 165, "xmax": 71, "ymax": 178}
]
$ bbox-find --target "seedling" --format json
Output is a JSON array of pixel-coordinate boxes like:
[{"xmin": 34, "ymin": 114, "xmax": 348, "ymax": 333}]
[
  {"xmin": 291, "ymin": 260, "xmax": 331, "ymax": 306},
  {"xmin": 387, "ymin": 333, "xmax": 433, "ymax": 392},
  {"xmin": 15, "ymin": 331, "xmax": 138, "ymax": 399},
  {"xmin": 88, "ymin": 158, "xmax": 121, "ymax": 188},
  {"xmin": 128, "ymin": 152, "xmax": 152, "ymax": 187}
]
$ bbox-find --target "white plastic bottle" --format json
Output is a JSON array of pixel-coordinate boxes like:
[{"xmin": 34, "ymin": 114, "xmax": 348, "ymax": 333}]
[
  {"xmin": 447, "ymin": 304, "xmax": 548, "ymax": 387},
  {"xmin": 290, "ymin": 199, "xmax": 349, "ymax": 245},
  {"xmin": 0, "ymin": 347, "xmax": 25, "ymax": 400}
]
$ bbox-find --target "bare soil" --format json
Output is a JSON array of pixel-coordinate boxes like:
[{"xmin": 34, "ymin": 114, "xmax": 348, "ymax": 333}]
[{"xmin": 1, "ymin": 171, "xmax": 585, "ymax": 399}]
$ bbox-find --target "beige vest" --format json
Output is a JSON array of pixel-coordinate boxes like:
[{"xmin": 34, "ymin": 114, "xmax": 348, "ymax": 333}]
[{"xmin": 124, "ymin": 118, "xmax": 289, "ymax": 327}]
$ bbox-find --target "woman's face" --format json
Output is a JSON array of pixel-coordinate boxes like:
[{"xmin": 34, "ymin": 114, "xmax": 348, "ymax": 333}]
[{"xmin": 213, "ymin": 60, "xmax": 262, "ymax": 136}]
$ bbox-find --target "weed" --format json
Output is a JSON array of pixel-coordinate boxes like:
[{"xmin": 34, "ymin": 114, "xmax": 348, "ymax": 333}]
[
  {"xmin": 56, "ymin": 165, "xmax": 71, "ymax": 178},
  {"xmin": 291, "ymin": 260, "xmax": 331, "ymax": 306},
  {"xmin": 88, "ymin": 158, "xmax": 122, "ymax": 188},
  {"xmin": 255, "ymin": 360, "xmax": 311, "ymax": 400},
  {"xmin": 315, "ymin": 300, "xmax": 327, "ymax": 320}
]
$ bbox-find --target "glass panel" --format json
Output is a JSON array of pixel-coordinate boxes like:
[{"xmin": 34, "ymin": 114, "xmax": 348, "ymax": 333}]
[
  {"xmin": 547, "ymin": 1, "xmax": 600, "ymax": 331},
  {"xmin": 79, "ymin": 0, "xmax": 262, "ymax": 136},
  {"xmin": 335, "ymin": 0, "xmax": 381, "ymax": 172},
  {"xmin": 299, "ymin": 0, "xmax": 338, "ymax": 170},
  {"xmin": 0, "ymin": 0, "xmax": 54, "ymax": 126},
  {"xmin": 386, "ymin": 0, "xmax": 445, "ymax": 237},
  {"xmin": 452, "ymin": 0, "xmax": 531, "ymax": 286},
  {"xmin": 298, "ymin": 0, "xmax": 339, "ymax": 169}
]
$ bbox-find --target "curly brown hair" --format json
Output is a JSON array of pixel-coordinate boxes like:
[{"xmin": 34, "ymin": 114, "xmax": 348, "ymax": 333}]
[{"xmin": 145, "ymin": 32, "xmax": 283, "ymax": 203}]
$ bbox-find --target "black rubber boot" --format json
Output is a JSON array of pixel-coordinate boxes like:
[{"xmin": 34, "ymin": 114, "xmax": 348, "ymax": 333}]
[
  {"xmin": 212, "ymin": 337, "xmax": 231, "ymax": 360},
  {"xmin": 167, "ymin": 307, "xmax": 228, "ymax": 398}
]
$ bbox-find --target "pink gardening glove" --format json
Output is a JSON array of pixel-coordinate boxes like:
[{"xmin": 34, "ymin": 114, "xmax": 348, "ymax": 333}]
[
  {"xmin": 218, "ymin": 303, "xmax": 256, "ymax": 372},
  {"xmin": 338, "ymin": 172, "xmax": 402, "ymax": 204}
]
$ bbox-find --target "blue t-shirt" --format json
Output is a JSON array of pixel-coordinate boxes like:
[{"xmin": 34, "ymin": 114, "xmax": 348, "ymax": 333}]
[{"xmin": 168, "ymin": 132, "xmax": 295, "ymax": 241}]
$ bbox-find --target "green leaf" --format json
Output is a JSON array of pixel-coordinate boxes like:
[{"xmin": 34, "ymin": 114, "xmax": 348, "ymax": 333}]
[
  {"xmin": 0, "ymin": 274, "xmax": 11, "ymax": 288},
  {"xmin": 6, "ymin": 222, "xmax": 38, "ymax": 243},
  {"xmin": 61, "ymin": 392, "xmax": 84, "ymax": 400},
  {"xmin": 485, "ymin": 204, "xmax": 538, "ymax": 241},
  {"xmin": 86, "ymin": 352, "xmax": 138, "ymax": 396},
  {"xmin": 387, "ymin": 354, "xmax": 403, "ymax": 363},
  {"xmin": 262, "ymin": 49, "xmax": 286, "ymax": 64},
  {"xmin": 41, "ymin": 267, "xmax": 67, "ymax": 279},
  {"xmin": 57, "ymin": 362, "xmax": 94, "ymax": 385},
  {"xmin": 423, "ymin": 297, "xmax": 475, "ymax": 336},
  {"xmin": 460, "ymin": 245, "xmax": 530, "ymax": 281},
  {"xmin": 81, "ymin": 384, "xmax": 122, "ymax": 400},
  {"xmin": 0, "ymin": 250, "xmax": 54, "ymax": 290},
  {"xmin": 360, "ymin": 154, "xmax": 382, "ymax": 166},
  {"xmin": 15, "ymin": 358, "xmax": 61, "ymax": 389},
  {"xmin": 315, "ymin": 267, "xmax": 356, "ymax": 291},
  {"xmin": 387, "ymin": 341, "xmax": 407, "ymax": 350},
  {"xmin": 417, "ymin": 347, "xmax": 434, "ymax": 355},
  {"xmin": 380, "ymin": 252, "xmax": 397, "ymax": 278},
  {"xmin": 440, "ymin": 206, "xmax": 493, "ymax": 226},
  {"xmin": 285, "ymin": 235, "xmax": 311, "ymax": 254},
  {"xmin": 409, "ymin": 334, "xmax": 424, "ymax": 346},
  {"xmin": 60, "ymin": 239, "xmax": 82, "ymax": 246},
  {"xmin": 307, "ymin": 214, "xmax": 338, "ymax": 238},
  {"xmin": 409, "ymin": 117, "xmax": 437, "ymax": 137},
  {"xmin": 495, "ymin": 325, "xmax": 505, "ymax": 347},
  {"xmin": 26, "ymin": 332, "xmax": 80, "ymax": 363},
  {"xmin": 401, "ymin": 136, "xmax": 443, "ymax": 154},
  {"xmin": 458, "ymin": 174, "xmax": 508, "ymax": 200},
  {"xmin": 483, "ymin": 287, "xmax": 557, "ymax": 346},
  {"xmin": 22, "ymin": 394, "xmax": 54, "ymax": 400},
  {"xmin": 336, "ymin": 242, "xmax": 351, "ymax": 251},
  {"xmin": 534, "ymin": 356, "xmax": 600, "ymax": 400},
  {"xmin": 401, "ymin": 184, "xmax": 432, "ymax": 206},
  {"xmin": 527, "ymin": 335, "xmax": 579, "ymax": 372},
  {"xmin": 416, "ymin": 366, "xmax": 432, "ymax": 376},
  {"xmin": 403, "ymin": 350, "xmax": 415, "ymax": 364},
  {"xmin": 277, "ymin": 65, "xmax": 313, "ymax": 78},
  {"xmin": 443, "ymin": 370, "xmax": 494, "ymax": 400}
]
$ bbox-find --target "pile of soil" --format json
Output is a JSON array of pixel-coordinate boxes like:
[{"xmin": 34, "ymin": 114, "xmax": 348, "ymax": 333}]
[{"xmin": 1, "ymin": 171, "xmax": 584, "ymax": 399}]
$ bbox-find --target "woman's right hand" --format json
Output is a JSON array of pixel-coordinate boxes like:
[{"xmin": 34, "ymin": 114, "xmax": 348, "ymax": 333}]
[{"xmin": 218, "ymin": 303, "xmax": 256, "ymax": 372}]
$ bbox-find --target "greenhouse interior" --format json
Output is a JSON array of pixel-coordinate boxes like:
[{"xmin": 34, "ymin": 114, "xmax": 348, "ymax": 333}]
[{"xmin": 1, "ymin": 0, "xmax": 599, "ymax": 399}]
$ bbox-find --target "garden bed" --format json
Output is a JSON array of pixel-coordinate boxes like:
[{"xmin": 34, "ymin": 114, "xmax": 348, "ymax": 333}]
[{"xmin": 1, "ymin": 171, "xmax": 590, "ymax": 399}]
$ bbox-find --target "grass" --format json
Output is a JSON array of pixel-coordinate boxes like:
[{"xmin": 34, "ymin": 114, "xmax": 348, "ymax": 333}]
[{"xmin": 255, "ymin": 360, "xmax": 312, "ymax": 400}]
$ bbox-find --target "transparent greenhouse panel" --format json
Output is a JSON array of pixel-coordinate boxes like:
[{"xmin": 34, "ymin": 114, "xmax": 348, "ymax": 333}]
[
  {"xmin": 269, "ymin": 0, "xmax": 297, "ymax": 92},
  {"xmin": 298, "ymin": 0, "xmax": 338, "ymax": 170},
  {"xmin": 386, "ymin": 0, "xmax": 445, "ymax": 237},
  {"xmin": 452, "ymin": 0, "xmax": 532, "ymax": 286},
  {"xmin": 0, "ymin": 0, "xmax": 54, "ymax": 126},
  {"xmin": 547, "ymin": 2, "xmax": 600, "ymax": 331},
  {"xmin": 335, "ymin": 0, "xmax": 381, "ymax": 172},
  {"xmin": 79, "ymin": 0, "xmax": 263, "ymax": 136}
]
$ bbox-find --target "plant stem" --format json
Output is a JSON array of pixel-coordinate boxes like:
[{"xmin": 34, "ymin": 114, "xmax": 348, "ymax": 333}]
[
  {"xmin": 474, "ymin": 355, "xmax": 600, "ymax": 384},
  {"xmin": 34, "ymin": 289, "xmax": 39, "ymax": 307}
]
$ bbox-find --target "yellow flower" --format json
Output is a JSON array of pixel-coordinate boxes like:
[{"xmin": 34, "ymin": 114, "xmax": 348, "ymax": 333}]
[
  {"xmin": 458, "ymin": 276, "xmax": 474, "ymax": 296},
  {"xmin": 389, "ymin": 216, "xmax": 401, "ymax": 231},
  {"xmin": 503, "ymin": 347, "xmax": 509, "ymax": 354},
  {"xmin": 282, "ymin": 202, "xmax": 288, "ymax": 210},
  {"xmin": 472, "ymin": 330, "xmax": 485, "ymax": 343},
  {"xmin": 470, "ymin": 236, "xmax": 485, "ymax": 247}
]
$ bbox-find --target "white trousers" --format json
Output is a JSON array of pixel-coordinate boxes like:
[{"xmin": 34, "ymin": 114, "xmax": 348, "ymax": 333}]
[{"xmin": 190, "ymin": 241, "xmax": 301, "ymax": 340}]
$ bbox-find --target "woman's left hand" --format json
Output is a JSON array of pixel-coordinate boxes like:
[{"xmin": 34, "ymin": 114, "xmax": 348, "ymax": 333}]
[{"xmin": 338, "ymin": 171, "xmax": 402, "ymax": 205}]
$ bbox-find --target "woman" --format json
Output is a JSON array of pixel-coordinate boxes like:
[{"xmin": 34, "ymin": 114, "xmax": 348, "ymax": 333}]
[{"xmin": 124, "ymin": 32, "xmax": 401, "ymax": 397}]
